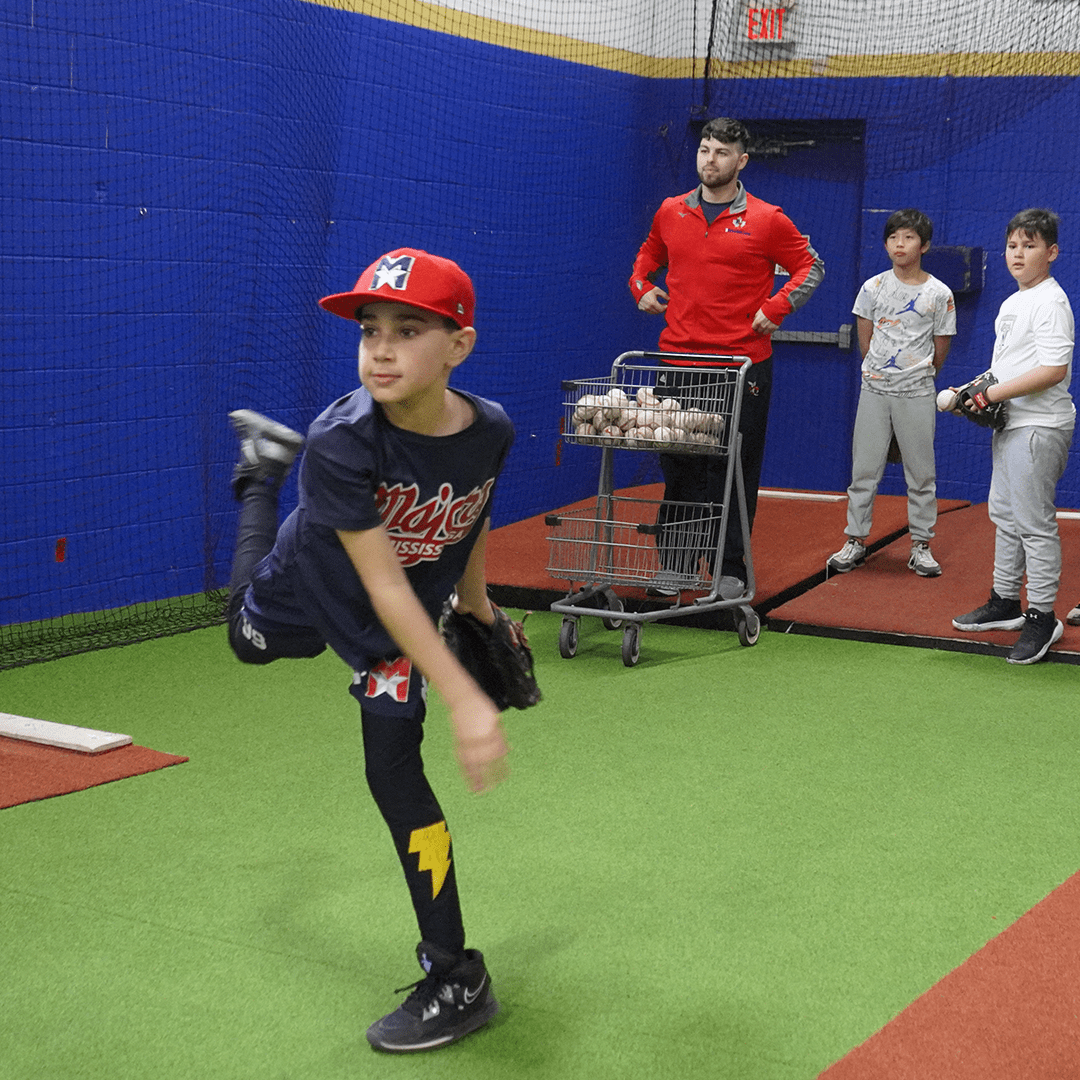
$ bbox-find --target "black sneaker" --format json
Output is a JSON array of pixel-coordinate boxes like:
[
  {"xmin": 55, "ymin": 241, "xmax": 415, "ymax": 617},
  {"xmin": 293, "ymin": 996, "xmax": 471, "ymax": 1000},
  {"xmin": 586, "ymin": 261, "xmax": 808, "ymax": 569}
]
[
  {"xmin": 1007, "ymin": 609, "xmax": 1064, "ymax": 665},
  {"xmin": 366, "ymin": 941, "xmax": 499, "ymax": 1053},
  {"xmin": 951, "ymin": 589, "xmax": 1025, "ymax": 632},
  {"xmin": 228, "ymin": 409, "xmax": 305, "ymax": 500}
]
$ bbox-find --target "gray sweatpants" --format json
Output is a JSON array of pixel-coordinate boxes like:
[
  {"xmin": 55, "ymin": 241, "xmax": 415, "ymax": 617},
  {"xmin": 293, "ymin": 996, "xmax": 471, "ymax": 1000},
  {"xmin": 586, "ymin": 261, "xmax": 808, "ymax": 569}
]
[
  {"xmin": 845, "ymin": 388, "xmax": 937, "ymax": 542},
  {"xmin": 989, "ymin": 424, "xmax": 1073, "ymax": 612}
]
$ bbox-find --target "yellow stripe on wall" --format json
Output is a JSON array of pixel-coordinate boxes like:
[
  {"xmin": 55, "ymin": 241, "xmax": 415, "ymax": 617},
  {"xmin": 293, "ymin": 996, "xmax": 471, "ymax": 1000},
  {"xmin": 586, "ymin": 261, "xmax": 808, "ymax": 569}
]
[
  {"xmin": 297, "ymin": 0, "xmax": 664, "ymax": 74},
  {"xmin": 299, "ymin": 0, "xmax": 1080, "ymax": 78}
]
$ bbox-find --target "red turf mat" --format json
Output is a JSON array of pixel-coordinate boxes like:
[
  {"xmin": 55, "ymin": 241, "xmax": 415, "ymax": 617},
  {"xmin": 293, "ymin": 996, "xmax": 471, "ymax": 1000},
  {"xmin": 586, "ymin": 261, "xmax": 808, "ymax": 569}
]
[
  {"xmin": 488, "ymin": 486, "xmax": 971, "ymax": 607},
  {"xmin": 819, "ymin": 867, "xmax": 1080, "ymax": 1079},
  {"xmin": 769, "ymin": 504, "xmax": 1080, "ymax": 658},
  {"xmin": 0, "ymin": 736, "xmax": 188, "ymax": 809}
]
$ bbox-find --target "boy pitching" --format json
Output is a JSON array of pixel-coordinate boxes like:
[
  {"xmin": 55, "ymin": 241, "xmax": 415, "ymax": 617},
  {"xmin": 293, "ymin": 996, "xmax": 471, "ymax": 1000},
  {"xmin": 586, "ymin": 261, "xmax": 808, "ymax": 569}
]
[
  {"xmin": 226, "ymin": 249, "xmax": 510, "ymax": 1049},
  {"xmin": 950, "ymin": 209, "xmax": 1075, "ymax": 664},
  {"xmin": 828, "ymin": 209, "xmax": 956, "ymax": 577}
]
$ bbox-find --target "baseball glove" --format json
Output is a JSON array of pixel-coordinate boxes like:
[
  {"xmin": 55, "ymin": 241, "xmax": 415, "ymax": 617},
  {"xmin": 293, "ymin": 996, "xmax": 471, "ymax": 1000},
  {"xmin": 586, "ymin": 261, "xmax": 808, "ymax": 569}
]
[
  {"xmin": 441, "ymin": 599, "xmax": 541, "ymax": 711},
  {"xmin": 956, "ymin": 371, "xmax": 1008, "ymax": 431}
]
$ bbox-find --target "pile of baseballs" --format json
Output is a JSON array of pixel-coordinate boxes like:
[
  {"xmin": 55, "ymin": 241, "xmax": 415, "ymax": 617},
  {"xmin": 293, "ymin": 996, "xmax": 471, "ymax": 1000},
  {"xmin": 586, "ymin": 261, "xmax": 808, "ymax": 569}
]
[{"xmin": 570, "ymin": 386, "xmax": 724, "ymax": 449}]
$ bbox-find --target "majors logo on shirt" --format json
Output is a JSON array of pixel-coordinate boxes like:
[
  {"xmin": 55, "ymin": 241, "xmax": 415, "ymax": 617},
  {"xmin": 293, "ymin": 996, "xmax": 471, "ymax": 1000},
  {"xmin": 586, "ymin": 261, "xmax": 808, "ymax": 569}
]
[{"xmin": 376, "ymin": 478, "xmax": 496, "ymax": 566}]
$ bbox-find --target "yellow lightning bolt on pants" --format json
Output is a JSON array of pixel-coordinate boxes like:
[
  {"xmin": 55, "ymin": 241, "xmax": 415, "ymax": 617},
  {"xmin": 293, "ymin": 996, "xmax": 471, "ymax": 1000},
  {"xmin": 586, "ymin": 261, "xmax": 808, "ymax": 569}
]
[{"xmin": 409, "ymin": 820, "xmax": 452, "ymax": 899}]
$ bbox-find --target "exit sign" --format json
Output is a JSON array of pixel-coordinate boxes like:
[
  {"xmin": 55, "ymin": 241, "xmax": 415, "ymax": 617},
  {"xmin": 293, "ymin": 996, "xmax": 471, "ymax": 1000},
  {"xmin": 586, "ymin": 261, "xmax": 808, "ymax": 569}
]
[{"xmin": 747, "ymin": 7, "xmax": 789, "ymax": 42}]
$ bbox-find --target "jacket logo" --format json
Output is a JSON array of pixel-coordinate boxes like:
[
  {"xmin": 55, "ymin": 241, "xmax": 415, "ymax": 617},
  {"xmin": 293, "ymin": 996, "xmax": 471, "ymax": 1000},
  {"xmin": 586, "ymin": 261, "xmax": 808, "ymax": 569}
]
[
  {"xmin": 376, "ymin": 479, "xmax": 495, "ymax": 566},
  {"xmin": 731, "ymin": 216, "xmax": 746, "ymax": 228}
]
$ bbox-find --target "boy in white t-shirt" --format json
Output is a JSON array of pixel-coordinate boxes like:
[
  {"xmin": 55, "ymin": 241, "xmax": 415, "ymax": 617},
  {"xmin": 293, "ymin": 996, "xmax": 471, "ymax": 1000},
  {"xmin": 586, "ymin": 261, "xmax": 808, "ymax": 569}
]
[
  {"xmin": 828, "ymin": 209, "xmax": 956, "ymax": 577},
  {"xmin": 951, "ymin": 208, "xmax": 1075, "ymax": 664}
]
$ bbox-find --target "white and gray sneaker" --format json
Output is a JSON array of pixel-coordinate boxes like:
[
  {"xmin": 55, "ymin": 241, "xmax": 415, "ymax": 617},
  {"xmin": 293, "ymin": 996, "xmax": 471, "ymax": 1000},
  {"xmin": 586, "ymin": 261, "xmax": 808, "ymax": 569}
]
[
  {"xmin": 908, "ymin": 541, "xmax": 942, "ymax": 577},
  {"xmin": 228, "ymin": 409, "xmax": 305, "ymax": 499},
  {"xmin": 827, "ymin": 537, "xmax": 866, "ymax": 573}
]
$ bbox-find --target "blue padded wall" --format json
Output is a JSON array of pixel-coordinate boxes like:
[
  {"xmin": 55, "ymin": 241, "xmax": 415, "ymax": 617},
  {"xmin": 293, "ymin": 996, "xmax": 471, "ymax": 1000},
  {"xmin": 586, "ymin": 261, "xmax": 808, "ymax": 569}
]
[{"xmin": 3, "ymin": 0, "xmax": 1079, "ymax": 626}]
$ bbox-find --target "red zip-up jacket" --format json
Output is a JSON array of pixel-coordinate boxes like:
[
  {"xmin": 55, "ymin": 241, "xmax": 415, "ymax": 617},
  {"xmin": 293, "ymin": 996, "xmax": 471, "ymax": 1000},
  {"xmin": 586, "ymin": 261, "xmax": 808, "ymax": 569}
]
[{"xmin": 630, "ymin": 181, "xmax": 824, "ymax": 364}]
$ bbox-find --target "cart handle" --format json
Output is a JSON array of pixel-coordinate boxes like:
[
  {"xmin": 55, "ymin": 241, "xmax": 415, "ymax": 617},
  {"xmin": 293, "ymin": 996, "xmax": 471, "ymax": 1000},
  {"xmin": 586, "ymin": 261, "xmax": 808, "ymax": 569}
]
[{"xmin": 635, "ymin": 351, "xmax": 748, "ymax": 367}]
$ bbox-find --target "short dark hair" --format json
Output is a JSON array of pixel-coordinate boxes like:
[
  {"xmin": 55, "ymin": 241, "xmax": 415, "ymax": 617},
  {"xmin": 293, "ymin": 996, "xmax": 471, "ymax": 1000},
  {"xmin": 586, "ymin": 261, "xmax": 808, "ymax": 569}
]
[
  {"xmin": 699, "ymin": 117, "xmax": 750, "ymax": 154},
  {"xmin": 883, "ymin": 209, "xmax": 933, "ymax": 246},
  {"xmin": 1006, "ymin": 207, "xmax": 1059, "ymax": 247}
]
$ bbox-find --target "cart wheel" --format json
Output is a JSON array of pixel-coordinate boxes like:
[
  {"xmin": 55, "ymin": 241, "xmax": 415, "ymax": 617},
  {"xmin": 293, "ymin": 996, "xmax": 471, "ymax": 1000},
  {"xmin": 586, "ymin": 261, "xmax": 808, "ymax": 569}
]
[
  {"xmin": 621, "ymin": 623, "xmax": 641, "ymax": 667},
  {"xmin": 559, "ymin": 617, "xmax": 579, "ymax": 659},
  {"xmin": 736, "ymin": 608, "xmax": 760, "ymax": 647},
  {"xmin": 600, "ymin": 590, "xmax": 624, "ymax": 631}
]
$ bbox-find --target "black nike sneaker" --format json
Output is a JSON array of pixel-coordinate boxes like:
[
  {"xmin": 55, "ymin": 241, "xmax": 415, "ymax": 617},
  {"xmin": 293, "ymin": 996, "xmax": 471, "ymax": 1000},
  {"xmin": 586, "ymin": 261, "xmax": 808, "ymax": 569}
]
[{"xmin": 365, "ymin": 941, "xmax": 499, "ymax": 1053}]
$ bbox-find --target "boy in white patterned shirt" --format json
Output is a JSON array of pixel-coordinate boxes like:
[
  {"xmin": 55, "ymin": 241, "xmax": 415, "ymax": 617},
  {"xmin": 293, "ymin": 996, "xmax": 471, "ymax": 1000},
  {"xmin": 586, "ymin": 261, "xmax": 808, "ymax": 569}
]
[{"xmin": 829, "ymin": 209, "xmax": 956, "ymax": 577}]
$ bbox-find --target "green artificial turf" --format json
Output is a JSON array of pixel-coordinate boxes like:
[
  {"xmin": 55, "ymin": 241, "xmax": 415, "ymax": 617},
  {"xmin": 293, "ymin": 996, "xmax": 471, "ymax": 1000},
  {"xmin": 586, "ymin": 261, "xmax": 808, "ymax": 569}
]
[{"xmin": 1, "ymin": 613, "xmax": 1078, "ymax": 1079}]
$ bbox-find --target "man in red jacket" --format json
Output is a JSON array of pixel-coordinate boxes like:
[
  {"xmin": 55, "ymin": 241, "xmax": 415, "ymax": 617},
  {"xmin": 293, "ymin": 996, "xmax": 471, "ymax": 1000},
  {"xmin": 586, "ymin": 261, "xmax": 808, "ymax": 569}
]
[{"xmin": 630, "ymin": 116, "xmax": 824, "ymax": 598}]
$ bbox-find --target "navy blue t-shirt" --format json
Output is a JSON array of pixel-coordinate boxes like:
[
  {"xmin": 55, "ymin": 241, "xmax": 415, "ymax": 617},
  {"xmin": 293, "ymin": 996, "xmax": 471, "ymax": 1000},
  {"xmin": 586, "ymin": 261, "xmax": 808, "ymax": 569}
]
[{"xmin": 246, "ymin": 387, "xmax": 514, "ymax": 671}]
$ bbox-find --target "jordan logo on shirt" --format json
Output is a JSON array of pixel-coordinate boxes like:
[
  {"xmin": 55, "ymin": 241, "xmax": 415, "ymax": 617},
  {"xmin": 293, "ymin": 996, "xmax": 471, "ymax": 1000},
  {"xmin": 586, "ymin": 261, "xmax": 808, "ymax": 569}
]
[{"xmin": 377, "ymin": 478, "xmax": 496, "ymax": 566}]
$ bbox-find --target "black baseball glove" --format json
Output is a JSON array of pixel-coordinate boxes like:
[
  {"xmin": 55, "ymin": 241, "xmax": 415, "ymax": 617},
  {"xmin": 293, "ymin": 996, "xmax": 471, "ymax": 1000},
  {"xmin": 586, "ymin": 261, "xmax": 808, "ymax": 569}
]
[
  {"xmin": 441, "ymin": 600, "xmax": 541, "ymax": 711},
  {"xmin": 956, "ymin": 371, "xmax": 1008, "ymax": 431}
]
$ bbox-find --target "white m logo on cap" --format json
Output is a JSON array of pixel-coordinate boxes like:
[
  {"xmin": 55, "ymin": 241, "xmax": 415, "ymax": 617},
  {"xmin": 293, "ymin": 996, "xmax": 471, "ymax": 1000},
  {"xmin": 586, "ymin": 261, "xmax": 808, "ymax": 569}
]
[{"xmin": 370, "ymin": 255, "xmax": 415, "ymax": 291}]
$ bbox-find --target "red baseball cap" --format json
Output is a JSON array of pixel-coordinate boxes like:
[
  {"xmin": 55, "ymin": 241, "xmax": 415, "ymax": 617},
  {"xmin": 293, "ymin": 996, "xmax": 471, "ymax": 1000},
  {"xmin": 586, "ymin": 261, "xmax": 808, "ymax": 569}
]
[{"xmin": 319, "ymin": 248, "xmax": 475, "ymax": 328}]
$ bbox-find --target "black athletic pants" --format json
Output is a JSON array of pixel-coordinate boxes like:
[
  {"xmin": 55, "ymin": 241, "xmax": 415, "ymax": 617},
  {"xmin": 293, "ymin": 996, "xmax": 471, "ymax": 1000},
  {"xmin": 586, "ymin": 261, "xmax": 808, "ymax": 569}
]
[
  {"xmin": 654, "ymin": 356, "xmax": 773, "ymax": 581},
  {"xmin": 227, "ymin": 482, "xmax": 466, "ymax": 956}
]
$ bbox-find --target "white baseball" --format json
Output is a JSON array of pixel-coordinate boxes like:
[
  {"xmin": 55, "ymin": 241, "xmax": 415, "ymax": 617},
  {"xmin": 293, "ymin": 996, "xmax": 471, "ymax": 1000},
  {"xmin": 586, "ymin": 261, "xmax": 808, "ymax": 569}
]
[
  {"xmin": 681, "ymin": 407, "xmax": 704, "ymax": 433},
  {"xmin": 936, "ymin": 388, "xmax": 957, "ymax": 412},
  {"xmin": 636, "ymin": 387, "xmax": 659, "ymax": 406},
  {"xmin": 572, "ymin": 394, "xmax": 599, "ymax": 423}
]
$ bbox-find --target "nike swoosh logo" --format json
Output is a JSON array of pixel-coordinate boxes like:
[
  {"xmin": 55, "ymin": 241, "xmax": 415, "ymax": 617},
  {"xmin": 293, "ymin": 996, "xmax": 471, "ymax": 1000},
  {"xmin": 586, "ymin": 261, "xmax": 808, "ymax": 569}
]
[{"xmin": 463, "ymin": 974, "xmax": 487, "ymax": 1004}]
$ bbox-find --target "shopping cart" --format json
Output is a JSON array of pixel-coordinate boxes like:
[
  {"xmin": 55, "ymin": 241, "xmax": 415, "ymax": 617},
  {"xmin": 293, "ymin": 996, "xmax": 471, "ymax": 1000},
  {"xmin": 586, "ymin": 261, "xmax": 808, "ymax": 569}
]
[{"xmin": 547, "ymin": 351, "xmax": 759, "ymax": 665}]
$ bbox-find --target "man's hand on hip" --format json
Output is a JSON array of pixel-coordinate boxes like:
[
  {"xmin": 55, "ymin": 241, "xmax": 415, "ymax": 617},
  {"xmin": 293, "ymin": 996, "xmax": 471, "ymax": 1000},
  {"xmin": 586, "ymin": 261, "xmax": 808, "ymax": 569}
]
[
  {"xmin": 637, "ymin": 286, "xmax": 669, "ymax": 314},
  {"xmin": 752, "ymin": 308, "xmax": 779, "ymax": 335}
]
